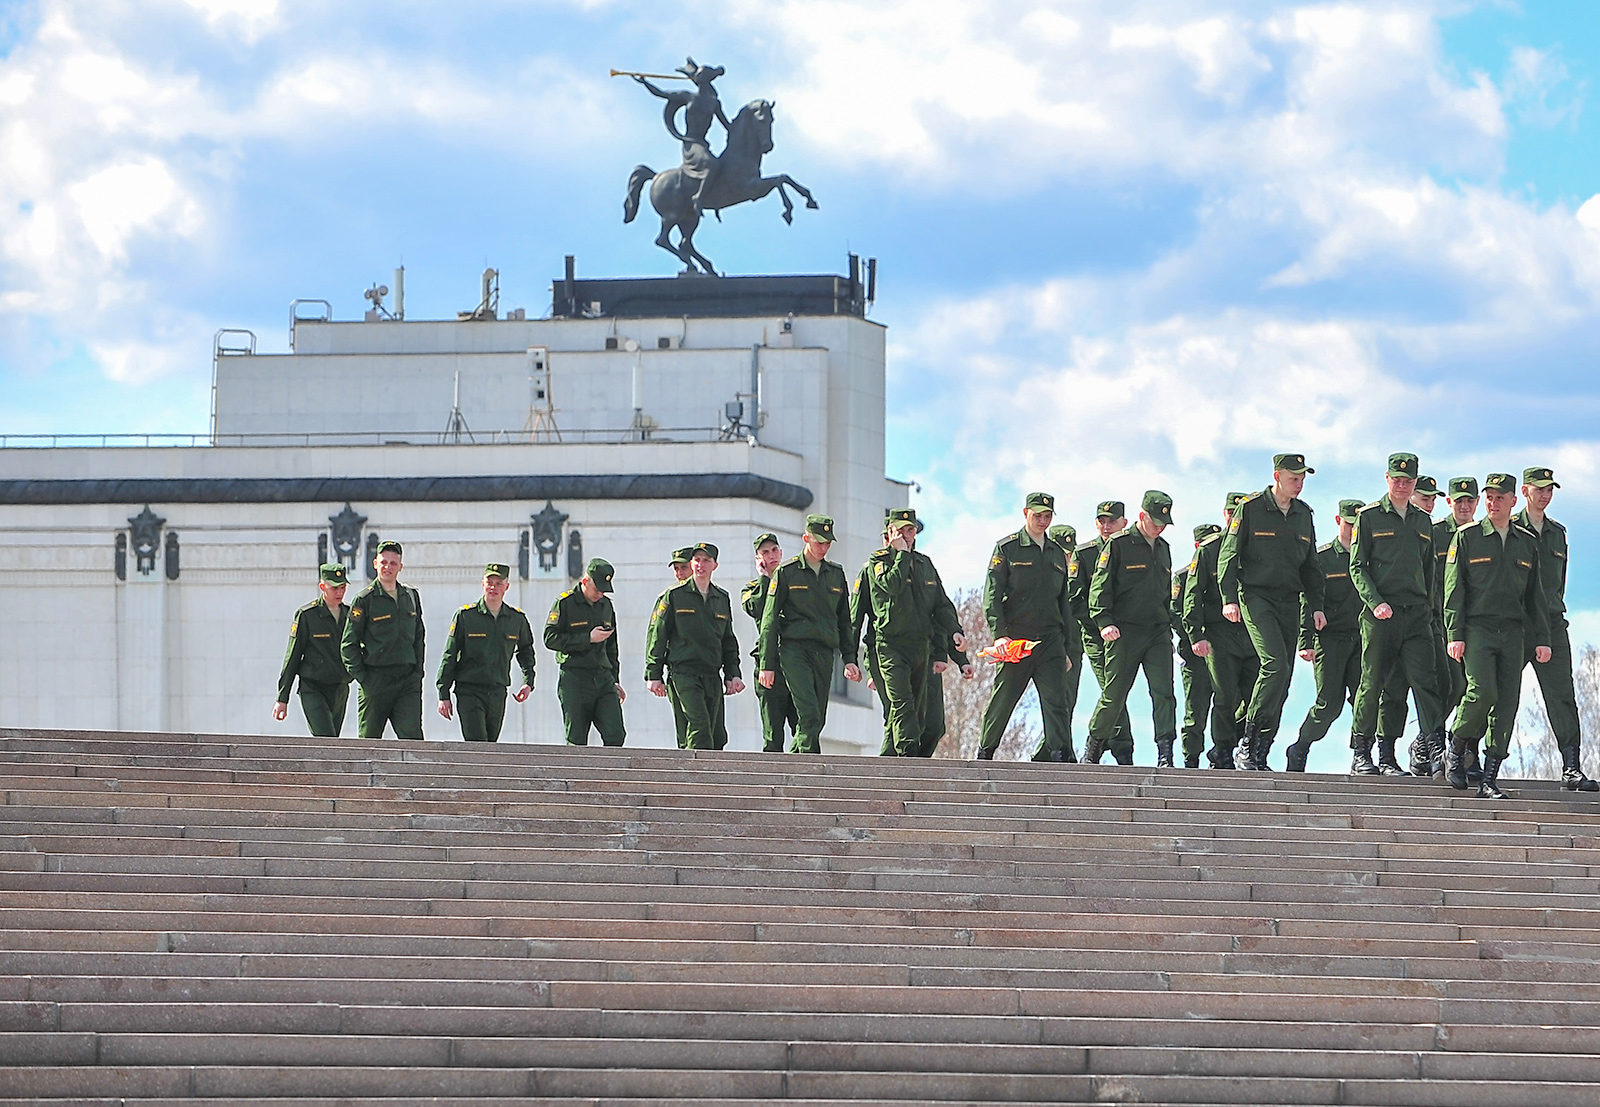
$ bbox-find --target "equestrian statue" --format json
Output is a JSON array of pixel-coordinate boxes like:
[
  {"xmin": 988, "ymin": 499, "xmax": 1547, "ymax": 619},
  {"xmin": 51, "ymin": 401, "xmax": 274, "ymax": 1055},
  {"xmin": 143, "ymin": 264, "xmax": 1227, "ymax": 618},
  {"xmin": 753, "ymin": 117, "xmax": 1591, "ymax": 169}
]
[{"xmin": 619, "ymin": 58, "xmax": 818, "ymax": 275}]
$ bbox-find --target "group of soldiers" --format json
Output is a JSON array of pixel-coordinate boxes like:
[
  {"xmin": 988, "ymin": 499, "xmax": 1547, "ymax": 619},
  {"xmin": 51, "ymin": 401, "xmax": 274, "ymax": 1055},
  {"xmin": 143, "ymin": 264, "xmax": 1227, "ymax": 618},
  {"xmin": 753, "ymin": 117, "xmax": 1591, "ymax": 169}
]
[
  {"xmin": 974, "ymin": 453, "xmax": 1591, "ymax": 802},
  {"xmin": 272, "ymin": 454, "xmax": 1591, "ymax": 802}
]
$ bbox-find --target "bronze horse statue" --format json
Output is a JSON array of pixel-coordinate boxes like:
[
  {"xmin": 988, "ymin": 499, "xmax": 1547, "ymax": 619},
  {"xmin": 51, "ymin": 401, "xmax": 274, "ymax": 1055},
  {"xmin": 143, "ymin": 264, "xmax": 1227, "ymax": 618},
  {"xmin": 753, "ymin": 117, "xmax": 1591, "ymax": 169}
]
[{"xmin": 623, "ymin": 99, "xmax": 818, "ymax": 275}]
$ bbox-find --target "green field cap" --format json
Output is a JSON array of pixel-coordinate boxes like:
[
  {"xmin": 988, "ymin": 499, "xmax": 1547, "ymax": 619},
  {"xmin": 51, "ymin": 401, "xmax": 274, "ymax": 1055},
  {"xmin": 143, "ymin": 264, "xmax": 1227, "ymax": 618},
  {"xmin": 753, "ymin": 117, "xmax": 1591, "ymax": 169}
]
[
  {"xmin": 1273, "ymin": 453, "xmax": 1314, "ymax": 474},
  {"xmin": 1225, "ymin": 491, "xmax": 1249, "ymax": 514},
  {"xmin": 1523, "ymin": 467, "xmax": 1560, "ymax": 489},
  {"xmin": 886, "ymin": 508, "xmax": 917, "ymax": 527},
  {"xmin": 1024, "ymin": 491, "xmax": 1055, "ymax": 512},
  {"xmin": 1447, "ymin": 476, "xmax": 1479, "ymax": 501},
  {"xmin": 1387, "ymin": 453, "xmax": 1420, "ymax": 479},
  {"xmin": 1415, "ymin": 475, "xmax": 1440, "ymax": 496},
  {"xmin": 1047, "ymin": 523, "xmax": 1076, "ymax": 550},
  {"xmin": 319, "ymin": 563, "xmax": 348, "ymax": 584},
  {"xmin": 1095, "ymin": 500, "xmax": 1125, "ymax": 520},
  {"xmin": 1338, "ymin": 499, "xmax": 1366, "ymax": 519},
  {"xmin": 484, "ymin": 562, "xmax": 511, "ymax": 579},
  {"xmin": 376, "ymin": 540, "xmax": 403, "ymax": 555},
  {"xmin": 1142, "ymin": 490, "xmax": 1175, "ymax": 527},
  {"xmin": 586, "ymin": 558, "xmax": 615, "ymax": 592},
  {"xmin": 752, "ymin": 531, "xmax": 779, "ymax": 551},
  {"xmin": 669, "ymin": 546, "xmax": 694, "ymax": 566},
  {"xmin": 805, "ymin": 514, "xmax": 836, "ymax": 542},
  {"xmin": 1193, "ymin": 523, "xmax": 1221, "ymax": 542},
  {"xmin": 1484, "ymin": 473, "xmax": 1517, "ymax": 494},
  {"xmin": 691, "ymin": 542, "xmax": 720, "ymax": 561}
]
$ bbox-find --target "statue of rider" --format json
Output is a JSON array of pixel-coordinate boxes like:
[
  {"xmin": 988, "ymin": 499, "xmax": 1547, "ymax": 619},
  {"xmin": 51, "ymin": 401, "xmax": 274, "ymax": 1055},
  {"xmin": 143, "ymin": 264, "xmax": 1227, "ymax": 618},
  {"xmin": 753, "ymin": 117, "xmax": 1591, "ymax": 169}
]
[{"xmin": 633, "ymin": 57, "xmax": 730, "ymax": 216}]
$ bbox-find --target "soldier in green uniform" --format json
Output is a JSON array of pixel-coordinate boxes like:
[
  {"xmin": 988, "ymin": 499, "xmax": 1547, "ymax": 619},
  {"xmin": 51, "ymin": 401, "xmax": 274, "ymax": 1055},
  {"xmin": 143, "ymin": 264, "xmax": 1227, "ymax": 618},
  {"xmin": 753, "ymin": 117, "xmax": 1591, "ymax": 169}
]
[
  {"xmin": 1515, "ymin": 466, "xmax": 1597, "ymax": 792},
  {"xmin": 1042, "ymin": 523, "xmax": 1086, "ymax": 763},
  {"xmin": 1403, "ymin": 476, "xmax": 1480, "ymax": 776},
  {"xmin": 1444, "ymin": 473, "xmax": 1552, "ymax": 799},
  {"xmin": 742, "ymin": 533, "xmax": 797, "ymax": 753},
  {"xmin": 645, "ymin": 542, "xmax": 745, "ymax": 750},
  {"xmin": 1086, "ymin": 490, "xmax": 1178, "ymax": 766},
  {"xmin": 1218, "ymin": 454, "xmax": 1326, "ymax": 770},
  {"xmin": 976, "ymin": 493, "xmax": 1077, "ymax": 761},
  {"xmin": 1184, "ymin": 492, "xmax": 1260, "ymax": 769},
  {"xmin": 1371, "ymin": 475, "xmax": 1442, "ymax": 776},
  {"xmin": 341, "ymin": 540, "xmax": 426, "ymax": 740},
  {"xmin": 1283, "ymin": 499, "xmax": 1366, "ymax": 771},
  {"xmin": 544, "ymin": 558, "xmax": 626, "ymax": 747},
  {"xmin": 1076, "ymin": 501, "xmax": 1134, "ymax": 764},
  {"xmin": 855, "ymin": 508, "xmax": 966, "ymax": 758},
  {"xmin": 657, "ymin": 547, "xmax": 697, "ymax": 748},
  {"xmin": 436, "ymin": 563, "xmax": 536, "ymax": 743},
  {"xmin": 273, "ymin": 563, "xmax": 353, "ymax": 737},
  {"xmin": 1347, "ymin": 453, "xmax": 1445, "ymax": 774},
  {"xmin": 757, "ymin": 515, "xmax": 862, "ymax": 753},
  {"xmin": 1174, "ymin": 524, "xmax": 1220, "ymax": 769}
]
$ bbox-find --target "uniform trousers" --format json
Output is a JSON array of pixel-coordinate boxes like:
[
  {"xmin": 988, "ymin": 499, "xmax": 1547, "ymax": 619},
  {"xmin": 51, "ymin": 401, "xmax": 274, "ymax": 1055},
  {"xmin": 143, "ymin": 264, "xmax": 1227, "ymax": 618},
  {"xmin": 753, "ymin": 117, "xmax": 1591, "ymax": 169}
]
[
  {"xmin": 1295, "ymin": 632, "xmax": 1361, "ymax": 746},
  {"xmin": 876, "ymin": 638, "xmax": 932, "ymax": 758},
  {"xmin": 1203, "ymin": 626, "xmax": 1258, "ymax": 757},
  {"xmin": 1082, "ymin": 631, "xmax": 1134, "ymax": 762},
  {"xmin": 754, "ymin": 665, "xmax": 798, "ymax": 753},
  {"xmin": 298, "ymin": 678, "xmax": 349, "ymax": 738},
  {"xmin": 981, "ymin": 636, "xmax": 1072, "ymax": 757},
  {"xmin": 1238, "ymin": 587, "xmax": 1300, "ymax": 741},
  {"xmin": 779, "ymin": 643, "xmax": 835, "ymax": 754},
  {"xmin": 1087, "ymin": 623, "xmax": 1176, "ymax": 761},
  {"xmin": 1527, "ymin": 619, "xmax": 1582, "ymax": 750},
  {"xmin": 1453, "ymin": 620, "xmax": 1526, "ymax": 758},
  {"xmin": 1350, "ymin": 604, "xmax": 1444, "ymax": 743},
  {"xmin": 558, "ymin": 669, "xmax": 625, "ymax": 747},
  {"xmin": 666, "ymin": 668, "xmax": 726, "ymax": 751},
  {"xmin": 453, "ymin": 682, "xmax": 508, "ymax": 743},
  {"xmin": 356, "ymin": 664, "xmax": 423, "ymax": 740},
  {"xmin": 1177, "ymin": 645, "xmax": 1213, "ymax": 764}
]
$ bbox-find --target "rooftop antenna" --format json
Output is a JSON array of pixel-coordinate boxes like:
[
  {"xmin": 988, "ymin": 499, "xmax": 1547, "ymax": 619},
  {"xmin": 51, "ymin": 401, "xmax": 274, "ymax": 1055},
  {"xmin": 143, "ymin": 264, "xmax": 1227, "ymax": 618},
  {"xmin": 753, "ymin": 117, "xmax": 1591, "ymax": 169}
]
[
  {"xmin": 521, "ymin": 346, "xmax": 561, "ymax": 442},
  {"xmin": 442, "ymin": 369, "xmax": 474, "ymax": 443},
  {"xmin": 363, "ymin": 282, "xmax": 392, "ymax": 321},
  {"xmin": 458, "ymin": 267, "xmax": 499, "ymax": 320}
]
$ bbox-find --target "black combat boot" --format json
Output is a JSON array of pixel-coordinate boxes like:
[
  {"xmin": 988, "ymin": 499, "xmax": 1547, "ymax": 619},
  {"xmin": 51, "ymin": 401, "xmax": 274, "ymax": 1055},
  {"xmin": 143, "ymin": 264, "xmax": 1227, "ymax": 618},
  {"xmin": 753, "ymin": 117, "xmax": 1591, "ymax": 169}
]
[
  {"xmin": 1155, "ymin": 736, "xmax": 1175, "ymax": 768},
  {"xmin": 1464, "ymin": 744, "xmax": 1483, "ymax": 783},
  {"xmin": 1407, "ymin": 731, "xmax": 1433, "ymax": 777},
  {"xmin": 1430, "ymin": 729, "xmax": 1448, "ymax": 781},
  {"xmin": 1235, "ymin": 722, "xmax": 1258, "ymax": 771},
  {"xmin": 1283, "ymin": 739, "xmax": 1311, "ymax": 773},
  {"xmin": 1477, "ymin": 752, "xmax": 1508, "ymax": 800},
  {"xmin": 975, "ymin": 746, "xmax": 995, "ymax": 761},
  {"xmin": 1062, "ymin": 744, "xmax": 1079, "ymax": 764},
  {"xmin": 1082, "ymin": 735, "xmax": 1106, "ymax": 764},
  {"xmin": 1446, "ymin": 733, "xmax": 1469, "ymax": 790},
  {"xmin": 1376, "ymin": 737, "xmax": 1410, "ymax": 777},
  {"xmin": 1350, "ymin": 736, "xmax": 1380, "ymax": 775},
  {"xmin": 1561, "ymin": 747, "xmax": 1599, "ymax": 792},
  {"xmin": 1183, "ymin": 752, "xmax": 1201, "ymax": 769},
  {"xmin": 1206, "ymin": 744, "xmax": 1234, "ymax": 770}
]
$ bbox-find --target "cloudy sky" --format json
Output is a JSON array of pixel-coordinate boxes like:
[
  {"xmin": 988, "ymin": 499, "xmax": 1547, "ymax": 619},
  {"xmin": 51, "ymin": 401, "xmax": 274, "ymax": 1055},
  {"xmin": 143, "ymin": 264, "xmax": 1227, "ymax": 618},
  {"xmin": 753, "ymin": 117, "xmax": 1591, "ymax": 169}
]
[{"xmin": 3, "ymin": 1, "xmax": 1597, "ymax": 766}]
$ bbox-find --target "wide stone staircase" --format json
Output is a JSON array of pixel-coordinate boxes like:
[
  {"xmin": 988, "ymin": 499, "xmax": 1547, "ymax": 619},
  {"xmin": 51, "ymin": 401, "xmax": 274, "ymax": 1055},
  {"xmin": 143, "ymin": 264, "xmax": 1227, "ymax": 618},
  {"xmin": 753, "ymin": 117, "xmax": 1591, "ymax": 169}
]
[{"xmin": 2, "ymin": 727, "xmax": 1600, "ymax": 1105}]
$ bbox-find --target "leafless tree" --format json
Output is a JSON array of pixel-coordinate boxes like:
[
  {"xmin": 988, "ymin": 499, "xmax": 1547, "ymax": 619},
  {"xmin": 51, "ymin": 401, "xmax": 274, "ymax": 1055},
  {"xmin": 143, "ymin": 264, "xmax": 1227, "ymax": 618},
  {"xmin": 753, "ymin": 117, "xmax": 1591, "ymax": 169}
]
[
  {"xmin": 932, "ymin": 587, "xmax": 1042, "ymax": 760},
  {"xmin": 1508, "ymin": 643, "xmax": 1600, "ymax": 780}
]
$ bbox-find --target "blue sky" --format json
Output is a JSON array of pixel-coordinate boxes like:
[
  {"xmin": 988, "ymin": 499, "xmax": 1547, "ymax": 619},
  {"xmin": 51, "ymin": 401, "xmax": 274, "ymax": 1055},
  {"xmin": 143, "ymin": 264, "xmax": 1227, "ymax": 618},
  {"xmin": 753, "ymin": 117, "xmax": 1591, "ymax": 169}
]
[{"xmin": 3, "ymin": 1, "xmax": 1597, "ymax": 765}]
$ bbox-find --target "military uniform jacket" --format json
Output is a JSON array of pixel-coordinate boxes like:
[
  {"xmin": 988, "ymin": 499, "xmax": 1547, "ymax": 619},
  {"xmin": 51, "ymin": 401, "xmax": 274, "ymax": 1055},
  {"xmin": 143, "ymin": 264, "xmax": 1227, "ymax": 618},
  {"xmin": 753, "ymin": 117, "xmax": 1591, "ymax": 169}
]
[
  {"xmin": 1350, "ymin": 498, "xmax": 1433, "ymax": 612},
  {"xmin": 1089, "ymin": 527, "xmax": 1173, "ymax": 632},
  {"xmin": 741, "ymin": 575, "xmax": 770, "ymax": 661},
  {"xmin": 437, "ymin": 599, "xmax": 536, "ymax": 697},
  {"xmin": 1299, "ymin": 540, "xmax": 1361, "ymax": 650},
  {"xmin": 1218, "ymin": 489, "xmax": 1323, "ymax": 609},
  {"xmin": 277, "ymin": 599, "xmax": 351, "ymax": 701},
  {"xmin": 1513, "ymin": 509, "xmax": 1568, "ymax": 619},
  {"xmin": 543, "ymin": 589, "xmax": 620, "ymax": 679},
  {"xmin": 1443, "ymin": 521, "xmax": 1551, "ymax": 647},
  {"xmin": 341, "ymin": 580, "xmax": 425, "ymax": 682},
  {"xmin": 1171, "ymin": 566, "xmax": 1193, "ymax": 650},
  {"xmin": 1068, "ymin": 540, "xmax": 1101, "ymax": 634},
  {"xmin": 757, "ymin": 555, "xmax": 857, "ymax": 671},
  {"xmin": 1181, "ymin": 533, "xmax": 1236, "ymax": 647},
  {"xmin": 856, "ymin": 547, "xmax": 962, "ymax": 651},
  {"xmin": 644, "ymin": 578, "xmax": 741, "ymax": 681},
  {"xmin": 1431, "ymin": 516, "xmax": 1461, "ymax": 620},
  {"xmin": 983, "ymin": 529, "xmax": 1075, "ymax": 645}
]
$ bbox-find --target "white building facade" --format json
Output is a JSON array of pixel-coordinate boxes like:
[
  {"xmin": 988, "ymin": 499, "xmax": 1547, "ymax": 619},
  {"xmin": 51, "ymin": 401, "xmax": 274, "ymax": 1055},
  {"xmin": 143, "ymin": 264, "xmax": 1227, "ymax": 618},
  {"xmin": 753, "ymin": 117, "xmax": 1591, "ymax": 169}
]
[{"xmin": 0, "ymin": 270, "xmax": 908, "ymax": 753}]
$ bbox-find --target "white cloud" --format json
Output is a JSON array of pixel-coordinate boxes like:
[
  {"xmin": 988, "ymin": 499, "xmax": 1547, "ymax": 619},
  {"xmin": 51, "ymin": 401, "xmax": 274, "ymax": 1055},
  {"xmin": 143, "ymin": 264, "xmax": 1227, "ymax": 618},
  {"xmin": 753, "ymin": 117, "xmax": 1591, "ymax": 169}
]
[{"xmin": 178, "ymin": 0, "xmax": 283, "ymax": 43}]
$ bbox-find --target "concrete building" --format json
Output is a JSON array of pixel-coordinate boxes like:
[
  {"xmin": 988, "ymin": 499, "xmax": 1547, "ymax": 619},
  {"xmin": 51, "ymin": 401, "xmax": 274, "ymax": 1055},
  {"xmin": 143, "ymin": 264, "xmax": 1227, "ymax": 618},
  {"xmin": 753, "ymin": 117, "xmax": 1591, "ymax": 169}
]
[{"xmin": 0, "ymin": 265, "xmax": 906, "ymax": 752}]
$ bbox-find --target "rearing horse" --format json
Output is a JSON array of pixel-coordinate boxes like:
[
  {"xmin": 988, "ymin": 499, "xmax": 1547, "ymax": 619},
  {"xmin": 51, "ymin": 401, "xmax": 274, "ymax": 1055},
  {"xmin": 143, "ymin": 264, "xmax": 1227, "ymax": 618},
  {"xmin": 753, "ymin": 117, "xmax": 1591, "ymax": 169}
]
[{"xmin": 623, "ymin": 99, "xmax": 818, "ymax": 275}]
